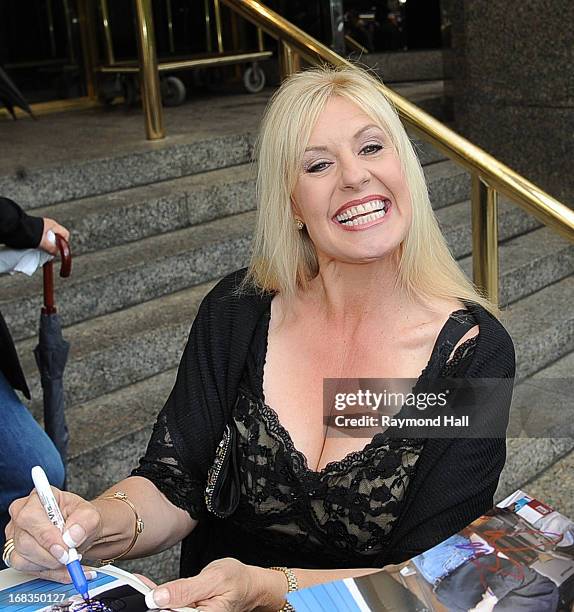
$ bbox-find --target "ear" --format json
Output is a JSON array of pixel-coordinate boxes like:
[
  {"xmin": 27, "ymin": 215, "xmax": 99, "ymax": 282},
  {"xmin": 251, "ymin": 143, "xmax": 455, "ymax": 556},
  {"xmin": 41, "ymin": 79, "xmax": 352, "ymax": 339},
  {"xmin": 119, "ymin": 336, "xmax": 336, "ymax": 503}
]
[{"xmin": 290, "ymin": 197, "xmax": 302, "ymax": 218}]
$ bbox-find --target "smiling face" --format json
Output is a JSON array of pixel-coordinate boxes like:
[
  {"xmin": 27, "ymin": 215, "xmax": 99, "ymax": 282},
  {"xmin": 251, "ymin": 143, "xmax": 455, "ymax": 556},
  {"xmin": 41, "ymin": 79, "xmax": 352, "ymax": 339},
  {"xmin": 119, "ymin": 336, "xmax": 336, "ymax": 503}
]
[{"xmin": 291, "ymin": 95, "xmax": 412, "ymax": 266}]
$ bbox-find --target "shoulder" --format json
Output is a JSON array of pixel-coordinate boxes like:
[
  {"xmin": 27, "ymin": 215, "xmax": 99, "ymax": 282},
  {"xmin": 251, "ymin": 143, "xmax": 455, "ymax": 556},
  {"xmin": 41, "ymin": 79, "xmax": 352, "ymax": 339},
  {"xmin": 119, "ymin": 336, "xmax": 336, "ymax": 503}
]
[
  {"xmin": 462, "ymin": 301, "xmax": 516, "ymax": 377},
  {"xmin": 196, "ymin": 268, "xmax": 272, "ymax": 325}
]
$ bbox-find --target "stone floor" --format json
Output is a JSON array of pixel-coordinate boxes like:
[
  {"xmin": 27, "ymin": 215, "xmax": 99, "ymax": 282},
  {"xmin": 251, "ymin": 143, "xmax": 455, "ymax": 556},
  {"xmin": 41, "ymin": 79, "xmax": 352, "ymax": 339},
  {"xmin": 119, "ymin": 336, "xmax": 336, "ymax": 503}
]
[
  {"xmin": 0, "ymin": 84, "xmax": 274, "ymax": 175},
  {"xmin": 523, "ymin": 447, "xmax": 574, "ymax": 517}
]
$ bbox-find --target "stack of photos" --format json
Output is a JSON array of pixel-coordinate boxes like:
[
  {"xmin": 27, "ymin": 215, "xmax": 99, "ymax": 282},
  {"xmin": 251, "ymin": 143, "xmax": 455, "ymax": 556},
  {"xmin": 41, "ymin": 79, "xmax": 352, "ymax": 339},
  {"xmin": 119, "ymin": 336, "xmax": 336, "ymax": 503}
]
[{"xmin": 288, "ymin": 489, "xmax": 574, "ymax": 611}]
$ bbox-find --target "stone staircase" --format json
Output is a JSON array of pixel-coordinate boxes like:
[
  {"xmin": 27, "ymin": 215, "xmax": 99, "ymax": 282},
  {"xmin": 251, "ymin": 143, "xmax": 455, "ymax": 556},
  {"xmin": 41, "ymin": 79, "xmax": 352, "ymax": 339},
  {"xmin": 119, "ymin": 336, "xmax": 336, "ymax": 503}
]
[{"xmin": 1, "ymin": 82, "xmax": 572, "ymax": 581}]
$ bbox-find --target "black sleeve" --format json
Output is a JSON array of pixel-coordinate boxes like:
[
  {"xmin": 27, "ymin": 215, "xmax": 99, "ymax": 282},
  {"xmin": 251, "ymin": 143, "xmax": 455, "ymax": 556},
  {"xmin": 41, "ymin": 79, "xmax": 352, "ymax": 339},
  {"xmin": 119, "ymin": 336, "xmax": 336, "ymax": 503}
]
[
  {"xmin": 131, "ymin": 408, "xmax": 208, "ymax": 521},
  {"xmin": 0, "ymin": 196, "xmax": 44, "ymax": 248}
]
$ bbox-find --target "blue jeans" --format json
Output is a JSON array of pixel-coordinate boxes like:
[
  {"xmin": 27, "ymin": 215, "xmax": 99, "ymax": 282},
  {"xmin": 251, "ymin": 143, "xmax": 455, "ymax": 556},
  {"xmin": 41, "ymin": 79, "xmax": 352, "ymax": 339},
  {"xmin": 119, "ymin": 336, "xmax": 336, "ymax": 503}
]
[
  {"xmin": 412, "ymin": 533, "xmax": 478, "ymax": 586},
  {"xmin": 0, "ymin": 370, "xmax": 65, "ymax": 566}
]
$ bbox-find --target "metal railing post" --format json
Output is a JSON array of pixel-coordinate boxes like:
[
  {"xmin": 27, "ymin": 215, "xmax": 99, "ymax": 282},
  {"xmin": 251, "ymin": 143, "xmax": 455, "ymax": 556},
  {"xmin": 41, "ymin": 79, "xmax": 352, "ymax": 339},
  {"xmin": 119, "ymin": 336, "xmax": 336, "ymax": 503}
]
[
  {"xmin": 134, "ymin": 0, "xmax": 165, "ymax": 140},
  {"xmin": 279, "ymin": 41, "xmax": 301, "ymax": 79},
  {"xmin": 472, "ymin": 175, "xmax": 499, "ymax": 305}
]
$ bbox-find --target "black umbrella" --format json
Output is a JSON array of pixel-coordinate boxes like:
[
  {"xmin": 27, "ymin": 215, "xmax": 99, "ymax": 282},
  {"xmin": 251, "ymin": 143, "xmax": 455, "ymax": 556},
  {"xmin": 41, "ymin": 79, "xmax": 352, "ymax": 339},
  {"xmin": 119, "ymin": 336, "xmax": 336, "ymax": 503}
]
[
  {"xmin": 34, "ymin": 236, "xmax": 72, "ymax": 480},
  {"xmin": 0, "ymin": 66, "xmax": 35, "ymax": 119}
]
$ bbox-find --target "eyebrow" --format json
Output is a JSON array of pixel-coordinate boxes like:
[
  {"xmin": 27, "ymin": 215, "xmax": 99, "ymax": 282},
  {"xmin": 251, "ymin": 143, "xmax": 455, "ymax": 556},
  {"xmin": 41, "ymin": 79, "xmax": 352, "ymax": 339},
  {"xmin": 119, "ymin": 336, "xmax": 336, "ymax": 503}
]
[{"xmin": 304, "ymin": 124, "xmax": 384, "ymax": 153}]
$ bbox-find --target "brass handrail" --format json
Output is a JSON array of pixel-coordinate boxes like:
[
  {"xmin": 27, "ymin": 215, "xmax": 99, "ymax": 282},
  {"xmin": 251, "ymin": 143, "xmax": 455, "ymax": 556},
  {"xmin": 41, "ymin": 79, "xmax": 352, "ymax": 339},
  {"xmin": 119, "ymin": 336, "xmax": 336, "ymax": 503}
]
[{"xmin": 218, "ymin": 0, "xmax": 574, "ymax": 304}]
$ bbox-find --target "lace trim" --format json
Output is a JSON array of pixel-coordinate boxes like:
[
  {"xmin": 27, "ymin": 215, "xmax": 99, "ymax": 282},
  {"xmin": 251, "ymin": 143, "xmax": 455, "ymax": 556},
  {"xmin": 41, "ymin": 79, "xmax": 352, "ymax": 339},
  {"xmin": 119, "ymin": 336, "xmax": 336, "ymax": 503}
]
[
  {"xmin": 445, "ymin": 336, "xmax": 478, "ymax": 367},
  {"xmin": 237, "ymin": 387, "xmax": 422, "ymax": 477}
]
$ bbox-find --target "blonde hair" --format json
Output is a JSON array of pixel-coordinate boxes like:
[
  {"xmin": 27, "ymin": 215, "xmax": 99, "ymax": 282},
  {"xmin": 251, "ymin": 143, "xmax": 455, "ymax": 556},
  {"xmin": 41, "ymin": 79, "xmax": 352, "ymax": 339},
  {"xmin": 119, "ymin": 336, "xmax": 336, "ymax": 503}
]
[{"xmin": 242, "ymin": 63, "xmax": 500, "ymax": 318}]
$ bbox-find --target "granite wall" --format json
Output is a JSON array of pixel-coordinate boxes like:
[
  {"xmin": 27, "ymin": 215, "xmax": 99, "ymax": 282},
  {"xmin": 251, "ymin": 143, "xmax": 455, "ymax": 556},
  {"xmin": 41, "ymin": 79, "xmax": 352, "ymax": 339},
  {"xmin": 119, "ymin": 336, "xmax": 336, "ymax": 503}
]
[{"xmin": 441, "ymin": 0, "xmax": 574, "ymax": 207}]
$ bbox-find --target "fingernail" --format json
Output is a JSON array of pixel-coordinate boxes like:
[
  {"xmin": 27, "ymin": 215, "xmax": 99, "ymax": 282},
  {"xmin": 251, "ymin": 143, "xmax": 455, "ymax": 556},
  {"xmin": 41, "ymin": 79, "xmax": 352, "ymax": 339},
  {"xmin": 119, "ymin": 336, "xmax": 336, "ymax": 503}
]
[
  {"xmin": 50, "ymin": 544, "xmax": 69, "ymax": 565},
  {"xmin": 145, "ymin": 588, "xmax": 170, "ymax": 608},
  {"xmin": 63, "ymin": 524, "xmax": 85, "ymax": 548},
  {"xmin": 85, "ymin": 570, "xmax": 97, "ymax": 581}
]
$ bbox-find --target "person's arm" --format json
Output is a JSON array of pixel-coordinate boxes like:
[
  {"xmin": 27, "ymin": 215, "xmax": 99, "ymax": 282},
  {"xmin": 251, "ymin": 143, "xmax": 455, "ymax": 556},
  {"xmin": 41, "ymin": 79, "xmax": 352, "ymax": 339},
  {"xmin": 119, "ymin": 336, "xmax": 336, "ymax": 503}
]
[
  {"xmin": 5, "ymin": 475, "xmax": 197, "ymax": 583},
  {"xmin": 143, "ymin": 560, "xmax": 383, "ymax": 611},
  {"xmin": 0, "ymin": 196, "xmax": 43, "ymax": 248},
  {"xmin": 0, "ymin": 196, "xmax": 69, "ymax": 253},
  {"xmin": 83, "ymin": 476, "xmax": 197, "ymax": 562}
]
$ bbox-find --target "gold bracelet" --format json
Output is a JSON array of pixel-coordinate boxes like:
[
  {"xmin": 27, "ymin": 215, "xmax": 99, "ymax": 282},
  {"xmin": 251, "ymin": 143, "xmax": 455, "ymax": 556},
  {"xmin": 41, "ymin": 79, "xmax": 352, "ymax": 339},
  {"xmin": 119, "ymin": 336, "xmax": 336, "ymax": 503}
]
[
  {"xmin": 96, "ymin": 492, "xmax": 144, "ymax": 566},
  {"xmin": 269, "ymin": 566, "xmax": 298, "ymax": 612}
]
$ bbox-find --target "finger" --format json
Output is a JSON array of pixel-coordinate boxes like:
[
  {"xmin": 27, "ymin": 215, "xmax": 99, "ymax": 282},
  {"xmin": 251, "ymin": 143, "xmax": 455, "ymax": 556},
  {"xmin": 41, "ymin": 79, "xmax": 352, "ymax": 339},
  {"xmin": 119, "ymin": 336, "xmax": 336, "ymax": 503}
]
[
  {"xmin": 13, "ymin": 527, "xmax": 63, "ymax": 569},
  {"xmin": 62, "ymin": 504, "xmax": 101, "ymax": 550},
  {"xmin": 12, "ymin": 494, "xmax": 69, "ymax": 560},
  {"xmin": 46, "ymin": 219, "xmax": 70, "ymax": 242},
  {"xmin": 8, "ymin": 548, "xmax": 57, "ymax": 574},
  {"xmin": 8, "ymin": 496, "xmax": 28, "ymax": 523},
  {"xmin": 144, "ymin": 577, "xmax": 215, "ymax": 610}
]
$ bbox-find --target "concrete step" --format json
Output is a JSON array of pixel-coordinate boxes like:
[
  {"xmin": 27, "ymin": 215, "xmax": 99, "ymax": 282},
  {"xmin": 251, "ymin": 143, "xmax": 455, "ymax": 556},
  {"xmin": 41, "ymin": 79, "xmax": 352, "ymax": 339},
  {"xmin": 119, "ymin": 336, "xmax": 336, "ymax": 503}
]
[
  {"xmin": 1, "ymin": 212, "xmax": 255, "ymax": 342},
  {"xmin": 67, "ymin": 367, "xmax": 179, "ymax": 500},
  {"xmin": 392, "ymin": 81, "xmax": 447, "ymax": 120},
  {"xmin": 20, "ymin": 281, "xmax": 214, "ymax": 417},
  {"xmin": 503, "ymin": 276, "xmax": 574, "ymax": 380},
  {"xmin": 496, "ymin": 350, "xmax": 574, "ymax": 501},
  {"xmin": 425, "ymin": 160, "xmax": 470, "ymax": 210},
  {"xmin": 437, "ymin": 197, "xmax": 542, "ymax": 260},
  {"xmin": 458, "ymin": 225, "xmax": 574, "ymax": 306},
  {"xmin": 31, "ymin": 164, "xmax": 258, "ymax": 256},
  {"xmin": 518, "ymin": 442, "xmax": 574, "ymax": 519},
  {"xmin": 0, "ymin": 130, "xmax": 257, "ymax": 211}
]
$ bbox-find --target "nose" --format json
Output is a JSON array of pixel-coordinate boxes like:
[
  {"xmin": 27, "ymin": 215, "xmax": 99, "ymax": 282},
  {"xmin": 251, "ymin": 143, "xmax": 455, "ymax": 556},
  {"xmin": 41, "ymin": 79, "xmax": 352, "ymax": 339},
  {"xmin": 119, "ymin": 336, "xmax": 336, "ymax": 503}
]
[{"xmin": 339, "ymin": 151, "xmax": 370, "ymax": 190}]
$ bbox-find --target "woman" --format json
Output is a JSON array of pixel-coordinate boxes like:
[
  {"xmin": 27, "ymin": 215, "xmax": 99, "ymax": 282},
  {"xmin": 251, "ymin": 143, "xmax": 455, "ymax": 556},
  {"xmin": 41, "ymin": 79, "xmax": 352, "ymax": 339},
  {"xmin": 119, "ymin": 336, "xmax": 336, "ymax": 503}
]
[{"xmin": 4, "ymin": 65, "xmax": 515, "ymax": 611}]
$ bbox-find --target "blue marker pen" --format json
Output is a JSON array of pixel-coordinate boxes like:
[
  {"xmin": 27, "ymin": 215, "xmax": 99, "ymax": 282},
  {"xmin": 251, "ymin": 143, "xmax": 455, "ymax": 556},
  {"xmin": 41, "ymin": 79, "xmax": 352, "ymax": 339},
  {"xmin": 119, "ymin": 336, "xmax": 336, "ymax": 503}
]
[{"xmin": 31, "ymin": 466, "xmax": 90, "ymax": 601}]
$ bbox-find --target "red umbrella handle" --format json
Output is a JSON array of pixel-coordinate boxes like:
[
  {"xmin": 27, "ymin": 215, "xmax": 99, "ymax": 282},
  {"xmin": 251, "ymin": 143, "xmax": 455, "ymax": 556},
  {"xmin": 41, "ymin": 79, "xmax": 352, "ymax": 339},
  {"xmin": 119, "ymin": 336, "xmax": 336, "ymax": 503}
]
[{"xmin": 42, "ymin": 234, "xmax": 72, "ymax": 314}]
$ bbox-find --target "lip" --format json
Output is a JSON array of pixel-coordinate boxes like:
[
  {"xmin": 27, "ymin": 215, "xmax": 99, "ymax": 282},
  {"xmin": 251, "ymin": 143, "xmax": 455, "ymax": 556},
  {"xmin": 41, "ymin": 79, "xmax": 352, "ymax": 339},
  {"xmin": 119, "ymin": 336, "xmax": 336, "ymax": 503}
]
[{"xmin": 332, "ymin": 194, "xmax": 390, "ymax": 219}]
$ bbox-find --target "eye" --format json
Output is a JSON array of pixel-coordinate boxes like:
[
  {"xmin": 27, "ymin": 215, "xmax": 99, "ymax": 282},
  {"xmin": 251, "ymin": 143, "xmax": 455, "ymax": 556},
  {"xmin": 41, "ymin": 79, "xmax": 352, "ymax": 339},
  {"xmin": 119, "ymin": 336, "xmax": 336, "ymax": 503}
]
[
  {"xmin": 361, "ymin": 143, "xmax": 383, "ymax": 155},
  {"xmin": 305, "ymin": 143, "xmax": 383, "ymax": 173},
  {"xmin": 306, "ymin": 161, "xmax": 331, "ymax": 174}
]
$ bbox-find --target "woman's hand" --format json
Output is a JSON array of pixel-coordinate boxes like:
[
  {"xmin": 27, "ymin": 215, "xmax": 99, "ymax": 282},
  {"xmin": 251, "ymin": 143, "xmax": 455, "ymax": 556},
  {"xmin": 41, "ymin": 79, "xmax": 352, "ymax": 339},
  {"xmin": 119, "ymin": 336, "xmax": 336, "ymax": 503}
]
[
  {"xmin": 5, "ymin": 488, "xmax": 102, "ymax": 582},
  {"xmin": 144, "ymin": 558, "xmax": 287, "ymax": 612},
  {"xmin": 39, "ymin": 217, "xmax": 70, "ymax": 254}
]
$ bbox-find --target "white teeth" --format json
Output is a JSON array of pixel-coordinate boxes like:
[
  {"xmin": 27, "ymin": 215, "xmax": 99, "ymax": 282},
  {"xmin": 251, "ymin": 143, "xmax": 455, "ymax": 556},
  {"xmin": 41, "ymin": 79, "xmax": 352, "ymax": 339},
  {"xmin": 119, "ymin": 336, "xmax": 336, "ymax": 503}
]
[
  {"xmin": 335, "ymin": 199, "xmax": 388, "ymax": 223},
  {"xmin": 341, "ymin": 207, "xmax": 386, "ymax": 227}
]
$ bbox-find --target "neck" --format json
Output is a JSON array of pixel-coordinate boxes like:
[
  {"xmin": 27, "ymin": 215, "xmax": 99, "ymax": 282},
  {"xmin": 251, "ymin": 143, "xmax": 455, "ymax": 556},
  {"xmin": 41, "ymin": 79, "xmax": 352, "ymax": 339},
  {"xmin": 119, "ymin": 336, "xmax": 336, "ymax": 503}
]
[{"xmin": 301, "ymin": 256, "xmax": 418, "ymax": 331}]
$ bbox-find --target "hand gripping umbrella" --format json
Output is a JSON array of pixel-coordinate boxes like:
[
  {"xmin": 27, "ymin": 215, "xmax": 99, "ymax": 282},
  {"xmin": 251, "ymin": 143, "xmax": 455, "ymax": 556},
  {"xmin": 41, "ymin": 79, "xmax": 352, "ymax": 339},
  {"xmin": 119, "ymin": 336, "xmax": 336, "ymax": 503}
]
[{"xmin": 34, "ymin": 235, "xmax": 72, "ymax": 482}]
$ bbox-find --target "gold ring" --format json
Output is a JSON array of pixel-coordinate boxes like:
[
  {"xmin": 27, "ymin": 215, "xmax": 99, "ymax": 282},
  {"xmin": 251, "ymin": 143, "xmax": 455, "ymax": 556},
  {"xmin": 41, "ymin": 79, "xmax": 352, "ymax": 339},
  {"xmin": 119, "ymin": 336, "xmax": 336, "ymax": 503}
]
[{"xmin": 2, "ymin": 538, "xmax": 16, "ymax": 568}]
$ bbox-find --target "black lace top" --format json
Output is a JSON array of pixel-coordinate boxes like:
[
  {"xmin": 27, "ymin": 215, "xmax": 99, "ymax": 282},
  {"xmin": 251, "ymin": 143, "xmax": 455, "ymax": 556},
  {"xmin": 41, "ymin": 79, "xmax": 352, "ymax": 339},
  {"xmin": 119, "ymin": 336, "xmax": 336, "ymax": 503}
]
[{"xmin": 133, "ymin": 306, "xmax": 479, "ymax": 565}]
